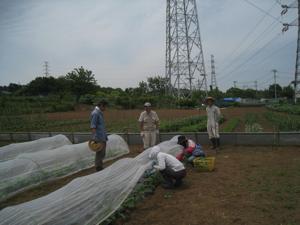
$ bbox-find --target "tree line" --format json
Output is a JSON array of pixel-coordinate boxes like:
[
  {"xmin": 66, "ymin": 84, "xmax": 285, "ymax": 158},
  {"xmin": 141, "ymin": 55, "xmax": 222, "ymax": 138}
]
[{"xmin": 0, "ymin": 66, "xmax": 295, "ymax": 109}]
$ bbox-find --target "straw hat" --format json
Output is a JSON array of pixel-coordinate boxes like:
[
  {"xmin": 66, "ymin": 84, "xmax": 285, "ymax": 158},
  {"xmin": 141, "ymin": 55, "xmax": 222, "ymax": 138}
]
[
  {"xmin": 88, "ymin": 140, "xmax": 105, "ymax": 152},
  {"xmin": 205, "ymin": 96, "xmax": 215, "ymax": 103}
]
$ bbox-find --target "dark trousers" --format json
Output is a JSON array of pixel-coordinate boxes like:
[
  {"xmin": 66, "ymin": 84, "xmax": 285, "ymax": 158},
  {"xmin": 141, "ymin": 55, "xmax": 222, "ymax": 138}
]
[
  {"xmin": 95, "ymin": 145, "xmax": 106, "ymax": 171},
  {"xmin": 160, "ymin": 168, "xmax": 186, "ymax": 188}
]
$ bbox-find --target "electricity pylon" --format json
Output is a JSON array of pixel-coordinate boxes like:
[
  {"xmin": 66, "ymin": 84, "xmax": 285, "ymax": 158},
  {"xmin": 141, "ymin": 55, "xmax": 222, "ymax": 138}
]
[
  {"xmin": 210, "ymin": 54, "xmax": 217, "ymax": 90},
  {"xmin": 166, "ymin": 0, "xmax": 208, "ymax": 98},
  {"xmin": 281, "ymin": 0, "xmax": 300, "ymax": 103},
  {"xmin": 43, "ymin": 61, "xmax": 50, "ymax": 77}
]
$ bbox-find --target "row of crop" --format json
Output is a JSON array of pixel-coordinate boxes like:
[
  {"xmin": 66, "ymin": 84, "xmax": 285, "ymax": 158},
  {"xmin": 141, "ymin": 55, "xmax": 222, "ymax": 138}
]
[
  {"xmin": 244, "ymin": 113, "xmax": 263, "ymax": 132},
  {"xmin": 160, "ymin": 115, "xmax": 207, "ymax": 132},
  {"xmin": 160, "ymin": 115, "xmax": 225, "ymax": 133},
  {"xmin": 0, "ymin": 97, "xmax": 75, "ymax": 115},
  {"xmin": 264, "ymin": 112, "xmax": 300, "ymax": 131},
  {"xmin": 222, "ymin": 118, "xmax": 240, "ymax": 132},
  {"xmin": 267, "ymin": 103, "xmax": 300, "ymax": 115},
  {"xmin": 0, "ymin": 115, "xmax": 88, "ymax": 132}
]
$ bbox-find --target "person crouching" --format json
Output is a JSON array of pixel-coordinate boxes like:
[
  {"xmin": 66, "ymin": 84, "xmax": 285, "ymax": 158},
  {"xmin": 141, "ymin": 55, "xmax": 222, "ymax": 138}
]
[
  {"xmin": 149, "ymin": 146, "xmax": 186, "ymax": 189},
  {"xmin": 176, "ymin": 135, "xmax": 205, "ymax": 164}
]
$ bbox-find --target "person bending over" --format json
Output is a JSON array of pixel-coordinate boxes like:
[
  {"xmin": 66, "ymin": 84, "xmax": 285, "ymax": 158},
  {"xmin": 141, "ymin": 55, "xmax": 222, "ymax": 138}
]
[{"xmin": 149, "ymin": 146, "xmax": 186, "ymax": 189}]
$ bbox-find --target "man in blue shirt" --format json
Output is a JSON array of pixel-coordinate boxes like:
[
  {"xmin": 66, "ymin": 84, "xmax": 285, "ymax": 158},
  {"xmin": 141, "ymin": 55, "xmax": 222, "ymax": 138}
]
[{"xmin": 90, "ymin": 100, "xmax": 108, "ymax": 171}]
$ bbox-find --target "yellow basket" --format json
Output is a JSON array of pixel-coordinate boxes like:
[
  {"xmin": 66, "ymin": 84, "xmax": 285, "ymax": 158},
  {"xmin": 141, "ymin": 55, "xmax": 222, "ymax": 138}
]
[{"xmin": 193, "ymin": 157, "xmax": 215, "ymax": 172}]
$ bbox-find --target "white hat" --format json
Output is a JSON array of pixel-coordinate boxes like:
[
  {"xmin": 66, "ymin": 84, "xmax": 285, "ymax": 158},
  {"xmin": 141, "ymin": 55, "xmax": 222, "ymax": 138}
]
[
  {"xmin": 144, "ymin": 102, "xmax": 151, "ymax": 107},
  {"xmin": 149, "ymin": 146, "xmax": 160, "ymax": 159}
]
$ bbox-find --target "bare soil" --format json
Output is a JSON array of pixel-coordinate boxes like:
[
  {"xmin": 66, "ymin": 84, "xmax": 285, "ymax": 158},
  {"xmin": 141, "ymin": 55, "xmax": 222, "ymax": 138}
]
[{"xmin": 119, "ymin": 146, "xmax": 300, "ymax": 225}]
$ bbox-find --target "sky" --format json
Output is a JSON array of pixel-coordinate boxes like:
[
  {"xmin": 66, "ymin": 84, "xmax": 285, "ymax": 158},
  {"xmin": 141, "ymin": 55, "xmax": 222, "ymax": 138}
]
[{"xmin": 0, "ymin": 0, "xmax": 298, "ymax": 91}]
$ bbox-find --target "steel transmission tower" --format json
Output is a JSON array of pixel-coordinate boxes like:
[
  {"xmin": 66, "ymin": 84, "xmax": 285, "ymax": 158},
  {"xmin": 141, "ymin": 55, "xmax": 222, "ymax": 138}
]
[
  {"xmin": 281, "ymin": 0, "xmax": 300, "ymax": 103},
  {"xmin": 166, "ymin": 0, "xmax": 208, "ymax": 98},
  {"xmin": 210, "ymin": 54, "xmax": 217, "ymax": 90},
  {"xmin": 43, "ymin": 61, "xmax": 50, "ymax": 77}
]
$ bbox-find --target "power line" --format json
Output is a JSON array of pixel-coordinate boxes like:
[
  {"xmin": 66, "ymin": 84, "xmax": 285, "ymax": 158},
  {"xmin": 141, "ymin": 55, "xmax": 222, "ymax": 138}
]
[
  {"xmin": 219, "ymin": 33, "xmax": 281, "ymax": 81},
  {"xmin": 231, "ymin": 38, "xmax": 296, "ymax": 79},
  {"xmin": 220, "ymin": 19, "xmax": 279, "ymax": 73},
  {"xmin": 219, "ymin": 2, "xmax": 277, "ymax": 70},
  {"xmin": 243, "ymin": 0, "xmax": 283, "ymax": 24}
]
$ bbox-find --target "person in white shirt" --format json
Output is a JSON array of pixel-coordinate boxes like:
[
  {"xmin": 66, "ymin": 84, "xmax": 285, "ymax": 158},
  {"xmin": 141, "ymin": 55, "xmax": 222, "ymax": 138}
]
[
  {"xmin": 205, "ymin": 97, "xmax": 221, "ymax": 150},
  {"xmin": 149, "ymin": 146, "xmax": 186, "ymax": 189},
  {"xmin": 138, "ymin": 102, "xmax": 160, "ymax": 150}
]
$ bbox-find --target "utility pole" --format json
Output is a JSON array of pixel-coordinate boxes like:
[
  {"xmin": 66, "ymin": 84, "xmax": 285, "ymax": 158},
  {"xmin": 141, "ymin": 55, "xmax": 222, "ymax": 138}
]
[
  {"xmin": 295, "ymin": 0, "xmax": 300, "ymax": 103},
  {"xmin": 210, "ymin": 54, "xmax": 217, "ymax": 91},
  {"xmin": 272, "ymin": 69, "xmax": 278, "ymax": 100},
  {"xmin": 43, "ymin": 61, "xmax": 49, "ymax": 77},
  {"xmin": 254, "ymin": 80, "xmax": 258, "ymax": 97},
  {"xmin": 166, "ymin": 0, "xmax": 207, "ymax": 98},
  {"xmin": 254, "ymin": 80, "xmax": 258, "ymax": 91},
  {"xmin": 281, "ymin": 0, "xmax": 300, "ymax": 103},
  {"xmin": 233, "ymin": 81, "xmax": 237, "ymax": 88}
]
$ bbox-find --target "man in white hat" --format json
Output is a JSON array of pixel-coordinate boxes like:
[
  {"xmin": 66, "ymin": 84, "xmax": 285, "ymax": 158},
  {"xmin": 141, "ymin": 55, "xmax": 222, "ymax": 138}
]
[
  {"xmin": 138, "ymin": 102, "xmax": 160, "ymax": 151},
  {"xmin": 205, "ymin": 97, "xmax": 221, "ymax": 150},
  {"xmin": 149, "ymin": 146, "xmax": 186, "ymax": 189}
]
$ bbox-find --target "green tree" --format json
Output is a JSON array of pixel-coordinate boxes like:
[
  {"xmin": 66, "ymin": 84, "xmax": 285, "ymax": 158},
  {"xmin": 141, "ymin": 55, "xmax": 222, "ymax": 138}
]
[
  {"xmin": 208, "ymin": 87, "xmax": 224, "ymax": 99},
  {"xmin": 268, "ymin": 84, "xmax": 282, "ymax": 98},
  {"xmin": 55, "ymin": 76, "xmax": 72, "ymax": 100},
  {"xmin": 225, "ymin": 88, "xmax": 244, "ymax": 98},
  {"xmin": 65, "ymin": 67, "xmax": 98, "ymax": 102},
  {"xmin": 147, "ymin": 76, "xmax": 168, "ymax": 95},
  {"xmin": 8, "ymin": 83, "xmax": 23, "ymax": 93},
  {"xmin": 282, "ymin": 85, "xmax": 294, "ymax": 99},
  {"xmin": 137, "ymin": 81, "xmax": 149, "ymax": 95},
  {"xmin": 25, "ymin": 76, "xmax": 59, "ymax": 96}
]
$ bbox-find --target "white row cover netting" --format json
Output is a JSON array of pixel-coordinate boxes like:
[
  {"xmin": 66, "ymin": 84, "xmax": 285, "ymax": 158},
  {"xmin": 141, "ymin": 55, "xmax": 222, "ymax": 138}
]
[
  {"xmin": 0, "ymin": 135, "xmax": 72, "ymax": 162},
  {"xmin": 0, "ymin": 134, "xmax": 129, "ymax": 202},
  {"xmin": 0, "ymin": 136, "xmax": 182, "ymax": 225}
]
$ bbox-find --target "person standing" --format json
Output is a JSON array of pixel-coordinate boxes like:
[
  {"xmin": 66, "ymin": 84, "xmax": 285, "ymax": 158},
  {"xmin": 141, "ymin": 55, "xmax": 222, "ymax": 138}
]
[
  {"xmin": 138, "ymin": 102, "xmax": 159, "ymax": 150},
  {"xmin": 205, "ymin": 97, "xmax": 221, "ymax": 150},
  {"xmin": 90, "ymin": 100, "xmax": 108, "ymax": 171}
]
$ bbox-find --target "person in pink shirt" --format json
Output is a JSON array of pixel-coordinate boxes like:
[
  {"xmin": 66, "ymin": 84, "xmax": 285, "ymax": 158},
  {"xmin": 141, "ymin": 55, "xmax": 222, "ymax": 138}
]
[{"xmin": 176, "ymin": 135, "xmax": 205, "ymax": 163}]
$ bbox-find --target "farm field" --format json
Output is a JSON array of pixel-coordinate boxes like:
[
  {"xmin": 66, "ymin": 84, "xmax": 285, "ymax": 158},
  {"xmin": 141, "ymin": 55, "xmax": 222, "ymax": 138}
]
[
  {"xmin": 1, "ymin": 145, "xmax": 299, "ymax": 225},
  {"xmin": 1, "ymin": 106, "xmax": 300, "ymax": 133}
]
